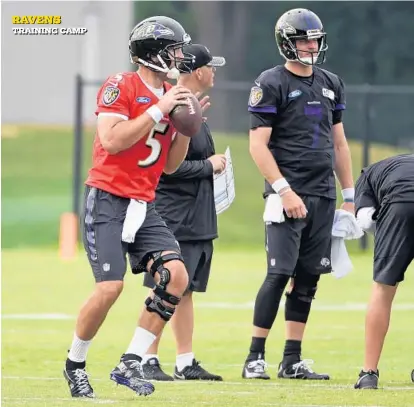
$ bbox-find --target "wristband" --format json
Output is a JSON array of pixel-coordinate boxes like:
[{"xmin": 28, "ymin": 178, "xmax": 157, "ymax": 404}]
[
  {"xmin": 146, "ymin": 105, "xmax": 164, "ymax": 123},
  {"xmin": 272, "ymin": 178, "xmax": 290, "ymax": 194},
  {"xmin": 279, "ymin": 187, "xmax": 292, "ymax": 197},
  {"xmin": 341, "ymin": 188, "xmax": 355, "ymax": 202}
]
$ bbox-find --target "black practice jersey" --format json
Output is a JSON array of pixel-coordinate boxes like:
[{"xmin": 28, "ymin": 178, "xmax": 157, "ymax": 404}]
[
  {"xmin": 248, "ymin": 65, "xmax": 346, "ymax": 199},
  {"xmin": 355, "ymin": 154, "xmax": 414, "ymax": 216}
]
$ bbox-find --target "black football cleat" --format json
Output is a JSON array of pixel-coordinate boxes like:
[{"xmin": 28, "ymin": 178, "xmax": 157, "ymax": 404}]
[
  {"xmin": 354, "ymin": 369, "xmax": 379, "ymax": 389},
  {"xmin": 110, "ymin": 354, "xmax": 155, "ymax": 396},
  {"xmin": 242, "ymin": 357, "xmax": 270, "ymax": 380},
  {"xmin": 142, "ymin": 357, "xmax": 174, "ymax": 381},
  {"xmin": 174, "ymin": 359, "xmax": 223, "ymax": 381},
  {"xmin": 278, "ymin": 359, "xmax": 330, "ymax": 380},
  {"xmin": 63, "ymin": 366, "xmax": 95, "ymax": 398}
]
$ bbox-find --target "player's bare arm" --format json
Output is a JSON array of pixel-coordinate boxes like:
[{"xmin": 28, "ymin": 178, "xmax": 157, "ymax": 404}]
[
  {"xmin": 164, "ymin": 133, "xmax": 191, "ymax": 174},
  {"xmin": 333, "ymin": 123, "xmax": 355, "ymax": 212},
  {"xmin": 249, "ymin": 127, "xmax": 283, "ymax": 183},
  {"xmin": 97, "ymin": 85, "xmax": 192, "ymax": 155},
  {"xmin": 97, "ymin": 114, "xmax": 155, "ymax": 155},
  {"xmin": 249, "ymin": 127, "xmax": 307, "ymax": 219}
]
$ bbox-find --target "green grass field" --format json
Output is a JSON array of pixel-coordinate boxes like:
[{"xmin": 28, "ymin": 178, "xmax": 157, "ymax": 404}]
[
  {"xmin": 2, "ymin": 125, "xmax": 413, "ymax": 406},
  {"xmin": 2, "ymin": 249, "xmax": 414, "ymax": 406}
]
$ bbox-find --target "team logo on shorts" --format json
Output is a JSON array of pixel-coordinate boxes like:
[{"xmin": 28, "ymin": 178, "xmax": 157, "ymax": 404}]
[
  {"xmin": 249, "ymin": 86, "xmax": 263, "ymax": 107},
  {"xmin": 102, "ymin": 86, "xmax": 120, "ymax": 106},
  {"xmin": 320, "ymin": 257, "xmax": 331, "ymax": 267}
]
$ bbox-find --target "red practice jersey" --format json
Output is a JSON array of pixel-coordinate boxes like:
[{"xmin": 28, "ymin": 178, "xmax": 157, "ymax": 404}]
[{"xmin": 85, "ymin": 72, "xmax": 176, "ymax": 201}]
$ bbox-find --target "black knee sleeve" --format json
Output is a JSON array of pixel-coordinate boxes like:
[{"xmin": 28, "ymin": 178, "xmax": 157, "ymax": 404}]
[
  {"xmin": 284, "ymin": 273, "xmax": 320, "ymax": 324},
  {"xmin": 253, "ymin": 272, "xmax": 290, "ymax": 329},
  {"xmin": 144, "ymin": 252, "xmax": 184, "ymax": 322}
]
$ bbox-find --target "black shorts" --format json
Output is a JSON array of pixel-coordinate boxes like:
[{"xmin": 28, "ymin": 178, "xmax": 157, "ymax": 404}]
[
  {"xmin": 373, "ymin": 202, "xmax": 414, "ymax": 286},
  {"xmin": 82, "ymin": 186, "xmax": 180, "ymax": 282},
  {"xmin": 143, "ymin": 240, "xmax": 213, "ymax": 292},
  {"xmin": 265, "ymin": 195, "xmax": 335, "ymax": 277}
]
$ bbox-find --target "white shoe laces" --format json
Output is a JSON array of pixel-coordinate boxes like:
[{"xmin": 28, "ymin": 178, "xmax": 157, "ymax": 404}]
[
  {"xmin": 73, "ymin": 369, "xmax": 92, "ymax": 394},
  {"xmin": 291, "ymin": 359, "xmax": 315, "ymax": 374},
  {"xmin": 247, "ymin": 359, "xmax": 268, "ymax": 373}
]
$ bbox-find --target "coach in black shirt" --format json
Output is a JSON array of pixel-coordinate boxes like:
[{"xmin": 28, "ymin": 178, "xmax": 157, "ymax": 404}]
[{"xmin": 142, "ymin": 44, "xmax": 226, "ymax": 382}]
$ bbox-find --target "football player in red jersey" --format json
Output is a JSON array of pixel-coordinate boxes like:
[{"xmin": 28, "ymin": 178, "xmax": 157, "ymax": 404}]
[{"xmin": 63, "ymin": 16, "xmax": 199, "ymax": 399}]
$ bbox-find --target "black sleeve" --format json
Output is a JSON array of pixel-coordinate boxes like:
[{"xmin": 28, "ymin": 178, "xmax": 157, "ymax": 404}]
[
  {"xmin": 163, "ymin": 159, "xmax": 213, "ymax": 180},
  {"xmin": 248, "ymin": 75, "xmax": 278, "ymax": 129},
  {"xmin": 250, "ymin": 112, "xmax": 276, "ymax": 129},
  {"xmin": 355, "ymin": 169, "xmax": 379, "ymax": 216},
  {"xmin": 332, "ymin": 110, "xmax": 342, "ymax": 125}
]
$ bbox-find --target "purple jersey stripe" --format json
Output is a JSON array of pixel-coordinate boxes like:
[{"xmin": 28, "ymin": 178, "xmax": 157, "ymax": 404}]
[
  {"xmin": 248, "ymin": 106, "xmax": 277, "ymax": 114},
  {"xmin": 335, "ymin": 103, "xmax": 346, "ymax": 111}
]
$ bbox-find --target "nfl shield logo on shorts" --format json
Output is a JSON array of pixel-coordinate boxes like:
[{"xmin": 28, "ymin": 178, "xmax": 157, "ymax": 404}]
[{"xmin": 102, "ymin": 86, "xmax": 120, "ymax": 106}]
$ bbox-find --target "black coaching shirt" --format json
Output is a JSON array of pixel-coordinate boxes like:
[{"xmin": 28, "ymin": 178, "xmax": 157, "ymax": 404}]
[
  {"xmin": 248, "ymin": 65, "xmax": 346, "ymax": 200},
  {"xmin": 155, "ymin": 122, "xmax": 218, "ymax": 242},
  {"xmin": 355, "ymin": 154, "xmax": 414, "ymax": 217}
]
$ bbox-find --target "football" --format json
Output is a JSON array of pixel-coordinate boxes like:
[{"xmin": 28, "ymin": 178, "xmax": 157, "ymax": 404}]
[{"xmin": 170, "ymin": 94, "xmax": 203, "ymax": 138}]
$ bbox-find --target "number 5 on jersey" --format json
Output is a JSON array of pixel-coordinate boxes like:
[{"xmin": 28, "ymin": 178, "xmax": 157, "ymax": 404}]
[{"xmin": 138, "ymin": 122, "xmax": 169, "ymax": 167}]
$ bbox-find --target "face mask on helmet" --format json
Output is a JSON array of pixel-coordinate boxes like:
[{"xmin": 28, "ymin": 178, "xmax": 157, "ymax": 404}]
[
  {"xmin": 288, "ymin": 32, "xmax": 327, "ymax": 66},
  {"xmin": 159, "ymin": 41, "xmax": 196, "ymax": 73},
  {"xmin": 279, "ymin": 30, "xmax": 328, "ymax": 66}
]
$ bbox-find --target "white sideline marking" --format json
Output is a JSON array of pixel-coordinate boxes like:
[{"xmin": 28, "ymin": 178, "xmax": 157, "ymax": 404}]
[
  {"xmin": 195, "ymin": 302, "xmax": 414, "ymax": 311},
  {"xmin": 2, "ymin": 376, "xmax": 414, "ymax": 391},
  {"xmin": 2, "ymin": 313, "xmax": 74, "ymax": 320},
  {"xmin": 2, "ymin": 398, "xmax": 117, "ymax": 404},
  {"xmin": 2, "ymin": 302, "xmax": 414, "ymax": 320},
  {"xmin": 0, "ymin": 401, "xmax": 395, "ymax": 407},
  {"xmin": 42, "ymin": 360, "xmax": 364, "ymax": 371}
]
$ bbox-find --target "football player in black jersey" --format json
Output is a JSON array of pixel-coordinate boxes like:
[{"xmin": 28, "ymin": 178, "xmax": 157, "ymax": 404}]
[
  {"xmin": 242, "ymin": 8, "xmax": 355, "ymax": 380},
  {"xmin": 354, "ymin": 154, "xmax": 414, "ymax": 389}
]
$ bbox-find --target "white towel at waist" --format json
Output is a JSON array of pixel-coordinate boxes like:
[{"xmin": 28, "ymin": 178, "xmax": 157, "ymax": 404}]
[
  {"xmin": 263, "ymin": 194, "xmax": 285, "ymax": 223},
  {"xmin": 121, "ymin": 199, "xmax": 147, "ymax": 243}
]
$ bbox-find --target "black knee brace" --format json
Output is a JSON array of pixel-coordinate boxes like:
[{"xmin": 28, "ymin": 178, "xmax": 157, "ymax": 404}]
[
  {"xmin": 144, "ymin": 251, "xmax": 184, "ymax": 322},
  {"xmin": 285, "ymin": 274, "xmax": 320, "ymax": 324},
  {"xmin": 253, "ymin": 272, "xmax": 290, "ymax": 329}
]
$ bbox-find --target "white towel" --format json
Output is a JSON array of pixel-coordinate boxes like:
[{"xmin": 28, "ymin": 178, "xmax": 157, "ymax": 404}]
[
  {"xmin": 121, "ymin": 199, "xmax": 147, "ymax": 243},
  {"xmin": 263, "ymin": 194, "xmax": 285, "ymax": 223},
  {"xmin": 331, "ymin": 209, "xmax": 364, "ymax": 279}
]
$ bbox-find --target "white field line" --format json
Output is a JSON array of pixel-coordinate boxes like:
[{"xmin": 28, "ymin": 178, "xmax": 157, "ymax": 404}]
[
  {"xmin": 2, "ymin": 375, "xmax": 414, "ymax": 391},
  {"xmin": 2, "ymin": 302, "xmax": 414, "ymax": 321},
  {"xmin": 0, "ymin": 398, "xmax": 404, "ymax": 407}
]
